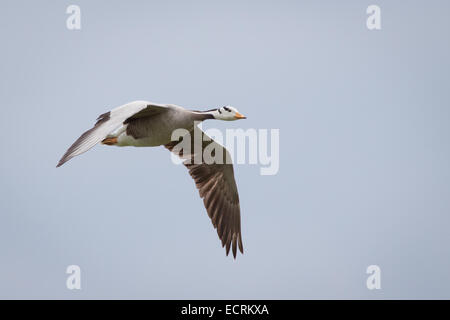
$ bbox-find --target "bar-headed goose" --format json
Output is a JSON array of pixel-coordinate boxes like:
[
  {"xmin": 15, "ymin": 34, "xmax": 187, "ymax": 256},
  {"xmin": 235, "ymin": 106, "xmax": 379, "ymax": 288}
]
[{"xmin": 57, "ymin": 101, "xmax": 247, "ymax": 258}]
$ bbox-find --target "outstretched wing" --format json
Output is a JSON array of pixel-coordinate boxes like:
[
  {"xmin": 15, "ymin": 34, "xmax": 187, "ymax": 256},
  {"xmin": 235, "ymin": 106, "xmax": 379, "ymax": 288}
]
[
  {"xmin": 56, "ymin": 101, "xmax": 169, "ymax": 167},
  {"xmin": 165, "ymin": 126, "xmax": 244, "ymax": 258}
]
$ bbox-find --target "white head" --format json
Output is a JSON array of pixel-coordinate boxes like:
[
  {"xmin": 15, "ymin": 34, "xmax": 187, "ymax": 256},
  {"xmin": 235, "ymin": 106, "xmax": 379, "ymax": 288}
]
[{"xmin": 211, "ymin": 106, "xmax": 247, "ymax": 121}]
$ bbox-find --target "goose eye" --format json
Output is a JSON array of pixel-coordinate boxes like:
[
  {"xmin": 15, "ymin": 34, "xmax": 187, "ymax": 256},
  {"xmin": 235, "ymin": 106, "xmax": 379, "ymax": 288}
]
[{"xmin": 224, "ymin": 107, "xmax": 231, "ymax": 112}]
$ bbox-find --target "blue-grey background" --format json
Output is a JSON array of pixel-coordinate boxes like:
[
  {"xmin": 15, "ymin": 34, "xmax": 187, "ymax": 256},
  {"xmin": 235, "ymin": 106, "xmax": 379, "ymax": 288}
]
[{"xmin": 1, "ymin": 0, "xmax": 449, "ymax": 299}]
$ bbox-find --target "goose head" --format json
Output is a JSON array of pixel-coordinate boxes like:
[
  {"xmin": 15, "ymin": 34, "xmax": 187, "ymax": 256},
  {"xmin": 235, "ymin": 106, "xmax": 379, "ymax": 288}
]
[{"xmin": 212, "ymin": 106, "xmax": 246, "ymax": 121}]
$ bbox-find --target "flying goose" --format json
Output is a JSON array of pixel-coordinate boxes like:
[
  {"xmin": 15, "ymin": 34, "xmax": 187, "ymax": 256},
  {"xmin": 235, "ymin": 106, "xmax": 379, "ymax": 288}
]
[{"xmin": 57, "ymin": 101, "xmax": 247, "ymax": 258}]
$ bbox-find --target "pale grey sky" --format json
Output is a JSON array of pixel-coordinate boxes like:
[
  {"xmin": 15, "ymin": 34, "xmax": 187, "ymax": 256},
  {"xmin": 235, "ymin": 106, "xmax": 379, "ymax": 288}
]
[{"xmin": 1, "ymin": 0, "xmax": 450, "ymax": 299}]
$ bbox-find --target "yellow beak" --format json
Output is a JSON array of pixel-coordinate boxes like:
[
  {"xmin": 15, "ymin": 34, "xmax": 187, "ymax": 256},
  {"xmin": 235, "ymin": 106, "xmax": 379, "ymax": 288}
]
[{"xmin": 234, "ymin": 112, "xmax": 247, "ymax": 119}]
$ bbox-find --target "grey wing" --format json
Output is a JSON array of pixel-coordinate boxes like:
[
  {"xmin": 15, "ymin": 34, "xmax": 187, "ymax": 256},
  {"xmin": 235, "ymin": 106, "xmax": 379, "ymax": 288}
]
[
  {"xmin": 57, "ymin": 101, "xmax": 169, "ymax": 167},
  {"xmin": 165, "ymin": 127, "xmax": 244, "ymax": 258}
]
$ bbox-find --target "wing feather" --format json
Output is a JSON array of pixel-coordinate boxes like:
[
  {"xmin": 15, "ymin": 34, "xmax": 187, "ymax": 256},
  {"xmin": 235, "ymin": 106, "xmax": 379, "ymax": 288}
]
[
  {"xmin": 56, "ymin": 101, "xmax": 169, "ymax": 167},
  {"xmin": 165, "ymin": 127, "xmax": 244, "ymax": 258}
]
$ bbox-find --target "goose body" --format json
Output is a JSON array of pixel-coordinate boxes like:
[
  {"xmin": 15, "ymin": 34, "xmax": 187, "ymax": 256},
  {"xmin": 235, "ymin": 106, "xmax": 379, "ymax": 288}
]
[
  {"xmin": 57, "ymin": 101, "xmax": 247, "ymax": 258},
  {"xmin": 115, "ymin": 104, "xmax": 199, "ymax": 147}
]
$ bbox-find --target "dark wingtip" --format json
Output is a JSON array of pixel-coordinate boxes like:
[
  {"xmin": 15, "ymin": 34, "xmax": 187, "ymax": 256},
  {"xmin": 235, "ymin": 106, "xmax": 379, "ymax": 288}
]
[
  {"xmin": 56, "ymin": 157, "xmax": 67, "ymax": 168},
  {"xmin": 239, "ymin": 235, "xmax": 244, "ymax": 254}
]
